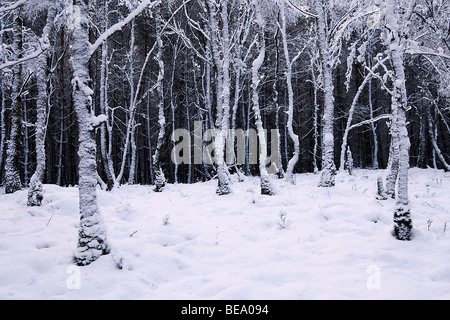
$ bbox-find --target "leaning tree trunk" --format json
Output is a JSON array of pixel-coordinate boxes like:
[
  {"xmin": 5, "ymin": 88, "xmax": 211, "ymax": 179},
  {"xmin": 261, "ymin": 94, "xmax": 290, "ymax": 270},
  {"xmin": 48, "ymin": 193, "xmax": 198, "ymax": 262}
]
[
  {"xmin": 280, "ymin": 0, "xmax": 300, "ymax": 184},
  {"xmin": 252, "ymin": 2, "xmax": 273, "ymax": 195},
  {"xmin": 4, "ymin": 6, "xmax": 23, "ymax": 194},
  {"xmin": 27, "ymin": 4, "xmax": 56, "ymax": 206},
  {"xmin": 427, "ymin": 106, "xmax": 450, "ymax": 171},
  {"xmin": 72, "ymin": 1, "xmax": 109, "ymax": 265}
]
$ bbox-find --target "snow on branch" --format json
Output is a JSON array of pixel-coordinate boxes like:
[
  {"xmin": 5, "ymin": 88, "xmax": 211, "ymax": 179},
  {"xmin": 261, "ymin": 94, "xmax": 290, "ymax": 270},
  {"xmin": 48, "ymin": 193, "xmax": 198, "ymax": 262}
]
[
  {"xmin": 0, "ymin": 43, "xmax": 44, "ymax": 71},
  {"xmin": 405, "ymin": 45, "xmax": 450, "ymax": 61},
  {"xmin": 286, "ymin": 0, "xmax": 317, "ymax": 19},
  {"xmin": 349, "ymin": 114, "xmax": 392, "ymax": 131},
  {"xmin": 0, "ymin": 0, "xmax": 29, "ymax": 13},
  {"xmin": 88, "ymin": 0, "xmax": 161, "ymax": 57}
]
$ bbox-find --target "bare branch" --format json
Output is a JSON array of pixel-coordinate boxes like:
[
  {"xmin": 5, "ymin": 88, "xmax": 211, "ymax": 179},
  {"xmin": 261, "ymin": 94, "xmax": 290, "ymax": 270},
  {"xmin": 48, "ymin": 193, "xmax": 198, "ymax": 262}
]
[
  {"xmin": 89, "ymin": 0, "xmax": 161, "ymax": 57},
  {"xmin": 0, "ymin": 0, "xmax": 29, "ymax": 13},
  {"xmin": 349, "ymin": 114, "xmax": 392, "ymax": 131}
]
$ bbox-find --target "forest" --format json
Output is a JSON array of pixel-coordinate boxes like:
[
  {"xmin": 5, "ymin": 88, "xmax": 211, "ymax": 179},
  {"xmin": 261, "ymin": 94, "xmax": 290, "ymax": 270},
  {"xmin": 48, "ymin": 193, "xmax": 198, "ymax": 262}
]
[{"xmin": 0, "ymin": 0, "xmax": 449, "ymax": 267}]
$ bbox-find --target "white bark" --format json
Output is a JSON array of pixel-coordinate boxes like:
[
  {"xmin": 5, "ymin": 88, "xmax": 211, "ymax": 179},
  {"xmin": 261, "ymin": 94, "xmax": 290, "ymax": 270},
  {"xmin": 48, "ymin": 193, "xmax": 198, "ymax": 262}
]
[
  {"xmin": 127, "ymin": 21, "xmax": 137, "ymax": 185},
  {"xmin": 380, "ymin": 0, "xmax": 414, "ymax": 240},
  {"xmin": 252, "ymin": 1, "xmax": 273, "ymax": 195},
  {"xmin": 310, "ymin": 53, "xmax": 320, "ymax": 174},
  {"xmin": 72, "ymin": 1, "xmax": 109, "ymax": 265},
  {"xmin": 99, "ymin": 0, "xmax": 116, "ymax": 191},
  {"xmin": 0, "ymin": 75, "xmax": 5, "ymax": 178},
  {"xmin": 5, "ymin": 5, "xmax": 23, "ymax": 194},
  {"xmin": 207, "ymin": 0, "xmax": 231, "ymax": 195},
  {"xmin": 88, "ymin": 0, "xmax": 160, "ymax": 56},
  {"xmin": 279, "ymin": 0, "xmax": 300, "ymax": 184},
  {"xmin": 28, "ymin": 4, "xmax": 56, "ymax": 206},
  {"xmin": 315, "ymin": 0, "xmax": 336, "ymax": 187},
  {"xmin": 153, "ymin": 4, "xmax": 166, "ymax": 192}
]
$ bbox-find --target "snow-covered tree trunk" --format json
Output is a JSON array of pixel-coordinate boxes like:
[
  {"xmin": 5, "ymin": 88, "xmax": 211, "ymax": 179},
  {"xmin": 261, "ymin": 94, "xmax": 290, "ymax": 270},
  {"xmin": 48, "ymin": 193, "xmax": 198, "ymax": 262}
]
[
  {"xmin": 207, "ymin": 0, "xmax": 231, "ymax": 195},
  {"xmin": 27, "ymin": 4, "xmax": 56, "ymax": 206},
  {"xmin": 0, "ymin": 13, "xmax": 5, "ymax": 176},
  {"xmin": 71, "ymin": 0, "xmax": 109, "ymax": 265},
  {"xmin": 99, "ymin": 0, "xmax": 116, "ymax": 191},
  {"xmin": 384, "ymin": 136, "xmax": 399, "ymax": 199},
  {"xmin": 315, "ymin": 0, "xmax": 336, "ymax": 187},
  {"xmin": 5, "ymin": 5, "xmax": 23, "ymax": 194},
  {"xmin": 280, "ymin": 0, "xmax": 299, "ymax": 184},
  {"xmin": 0, "ymin": 74, "xmax": 5, "ymax": 179},
  {"xmin": 311, "ymin": 53, "xmax": 320, "ymax": 174},
  {"xmin": 381, "ymin": 0, "xmax": 414, "ymax": 240},
  {"xmin": 252, "ymin": 1, "xmax": 273, "ymax": 195},
  {"xmin": 153, "ymin": 4, "xmax": 166, "ymax": 192},
  {"xmin": 22, "ymin": 100, "xmax": 29, "ymax": 186},
  {"xmin": 127, "ymin": 20, "xmax": 137, "ymax": 185}
]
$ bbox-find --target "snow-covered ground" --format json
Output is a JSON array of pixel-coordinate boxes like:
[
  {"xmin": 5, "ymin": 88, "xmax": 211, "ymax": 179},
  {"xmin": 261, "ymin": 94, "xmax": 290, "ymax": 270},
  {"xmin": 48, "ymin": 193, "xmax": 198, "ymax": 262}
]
[{"xmin": 0, "ymin": 168, "xmax": 449, "ymax": 300}]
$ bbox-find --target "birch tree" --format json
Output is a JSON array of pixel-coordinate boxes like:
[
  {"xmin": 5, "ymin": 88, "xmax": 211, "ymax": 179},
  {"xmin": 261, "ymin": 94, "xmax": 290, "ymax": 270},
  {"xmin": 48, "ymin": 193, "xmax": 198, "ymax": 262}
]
[
  {"xmin": 4, "ymin": 4, "xmax": 24, "ymax": 194},
  {"xmin": 70, "ymin": 0, "xmax": 160, "ymax": 265},
  {"xmin": 278, "ymin": 0, "xmax": 300, "ymax": 184},
  {"xmin": 98, "ymin": 0, "xmax": 116, "ymax": 191},
  {"xmin": 70, "ymin": 0, "xmax": 110, "ymax": 265},
  {"xmin": 378, "ymin": 0, "xmax": 449, "ymax": 239},
  {"xmin": 206, "ymin": 0, "xmax": 232, "ymax": 195},
  {"xmin": 152, "ymin": 2, "xmax": 166, "ymax": 191},
  {"xmin": 27, "ymin": 3, "xmax": 56, "ymax": 206},
  {"xmin": 251, "ymin": 0, "xmax": 274, "ymax": 195},
  {"xmin": 378, "ymin": 0, "xmax": 414, "ymax": 240},
  {"xmin": 314, "ymin": 0, "xmax": 336, "ymax": 187}
]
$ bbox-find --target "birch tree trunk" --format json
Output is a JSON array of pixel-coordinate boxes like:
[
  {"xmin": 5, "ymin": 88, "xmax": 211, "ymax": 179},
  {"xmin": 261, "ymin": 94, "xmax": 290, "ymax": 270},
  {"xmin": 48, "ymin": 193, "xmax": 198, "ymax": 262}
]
[
  {"xmin": 127, "ymin": 20, "xmax": 137, "ymax": 185},
  {"xmin": 99, "ymin": 0, "xmax": 116, "ymax": 191},
  {"xmin": 153, "ymin": 4, "xmax": 166, "ymax": 192},
  {"xmin": 311, "ymin": 53, "xmax": 320, "ymax": 174},
  {"xmin": 72, "ymin": 0, "xmax": 109, "ymax": 265},
  {"xmin": 5, "ymin": 5, "xmax": 23, "ymax": 194},
  {"xmin": 252, "ymin": 1, "xmax": 273, "ymax": 195},
  {"xmin": 27, "ymin": 4, "xmax": 56, "ymax": 206},
  {"xmin": 280, "ymin": 0, "xmax": 299, "ymax": 184},
  {"xmin": 207, "ymin": 0, "xmax": 231, "ymax": 195},
  {"xmin": 315, "ymin": 0, "xmax": 336, "ymax": 187},
  {"xmin": 381, "ymin": 0, "xmax": 413, "ymax": 240},
  {"xmin": 0, "ymin": 75, "xmax": 5, "ymax": 180},
  {"xmin": 0, "ymin": 18, "xmax": 4, "ymax": 178}
]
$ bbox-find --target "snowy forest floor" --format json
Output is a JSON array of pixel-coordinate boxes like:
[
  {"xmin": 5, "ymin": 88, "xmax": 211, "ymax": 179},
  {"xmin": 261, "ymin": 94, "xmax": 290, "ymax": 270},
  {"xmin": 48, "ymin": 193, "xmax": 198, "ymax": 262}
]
[{"xmin": 0, "ymin": 168, "xmax": 449, "ymax": 299}]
